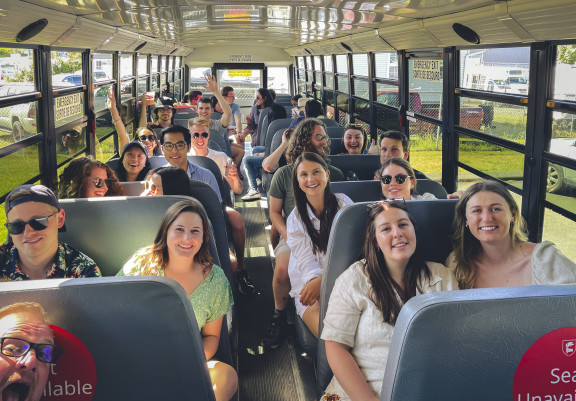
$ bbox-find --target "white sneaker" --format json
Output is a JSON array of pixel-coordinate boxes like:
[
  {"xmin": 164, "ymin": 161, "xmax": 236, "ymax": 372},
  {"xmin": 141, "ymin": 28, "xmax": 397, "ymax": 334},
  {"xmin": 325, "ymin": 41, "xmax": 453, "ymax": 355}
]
[{"xmin": 241, "ymin": 189, "xmax": 261, "ymax": 201}]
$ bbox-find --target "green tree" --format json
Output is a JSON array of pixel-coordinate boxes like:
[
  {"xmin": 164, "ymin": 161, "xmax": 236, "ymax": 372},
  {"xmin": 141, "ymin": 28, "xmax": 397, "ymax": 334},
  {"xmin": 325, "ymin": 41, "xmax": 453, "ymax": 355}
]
[
  {"xmin": 557, "ymin": 45, "xmax": 576, "ymax": 65},
  {"xmin": 52, "ymin": 53, "xmax": 82, "ymax": 75},
  {"xmin": 6, "ymin": 67, "xmax": 34, "ymax": 83}
]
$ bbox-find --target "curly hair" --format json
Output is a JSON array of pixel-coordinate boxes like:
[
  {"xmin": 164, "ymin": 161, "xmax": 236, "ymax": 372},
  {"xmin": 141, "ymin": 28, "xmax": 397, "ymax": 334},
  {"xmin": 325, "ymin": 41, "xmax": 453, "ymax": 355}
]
[
  {"xmin": 58, "ymin": 156, "xmax": 124, "ymax": 198},
  {"xmin": 128, "ymin": 200, "xmax": 214, "ymax": 276},
  {"xmin": 285, "ymin": 118, "xmax": 330, "ymax": 164},
  {"xmin": 451, "ymin": 180, "xmax": 528, "ymax": 289}
]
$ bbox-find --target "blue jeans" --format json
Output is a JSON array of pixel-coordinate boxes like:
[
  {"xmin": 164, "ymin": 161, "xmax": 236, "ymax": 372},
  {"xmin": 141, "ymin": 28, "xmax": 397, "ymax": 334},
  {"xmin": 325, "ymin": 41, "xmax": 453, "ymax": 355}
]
[{"xmin": 243, "ymin": 146, "xmax": 265, "ymax": 191}]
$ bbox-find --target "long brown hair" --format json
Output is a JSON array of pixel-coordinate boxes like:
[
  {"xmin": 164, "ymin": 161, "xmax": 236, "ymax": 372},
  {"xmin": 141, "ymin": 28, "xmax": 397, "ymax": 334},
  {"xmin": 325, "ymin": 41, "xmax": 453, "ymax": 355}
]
[
  {"xmin": 58, "ymin": 156, "xmax": 124, "ymax": 198},
  {"xmin": 136, "ymin": 200, "xmax": 214, "ymax": 275},
  {"xmin": 362, "ymin": 201, "xmax": 430, "ymax": 324},
  {"xmin": 379, "ymin": 157, "xmax": 417, "ymax": 197},
  {"xmin": 451, "ymin": 180, "xmax": 528, "ymax": 289},
  {"xmin": 291, "ymin": 152, "xmax": 339, "ymax": 255}
]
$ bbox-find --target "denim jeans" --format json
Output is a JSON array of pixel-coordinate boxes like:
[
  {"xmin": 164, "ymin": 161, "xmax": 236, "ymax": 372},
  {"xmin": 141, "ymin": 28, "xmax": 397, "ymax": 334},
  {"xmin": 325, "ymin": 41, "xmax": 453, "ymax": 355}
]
[{"xmin": 243, "ymin": 146, "xmax": 265, "ymax": 191}]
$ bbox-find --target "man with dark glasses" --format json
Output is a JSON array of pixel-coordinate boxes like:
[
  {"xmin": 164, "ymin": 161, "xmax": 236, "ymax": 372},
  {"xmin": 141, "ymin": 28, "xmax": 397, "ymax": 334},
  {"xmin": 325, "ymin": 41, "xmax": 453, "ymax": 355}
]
[
  {"xmin": 0, "ymin": 302, "xmax": 61, "ymax": 401},
  {"xmin": 186, "ymin": 117, "xmax": 256, "ymax": 295},
  {"xmin": 194, "ymin": 73, "xmax": 233, "ymax": 158},
  {"xmin": 0, "ymin": 185, "xmax": 101, "ymax": 280}
]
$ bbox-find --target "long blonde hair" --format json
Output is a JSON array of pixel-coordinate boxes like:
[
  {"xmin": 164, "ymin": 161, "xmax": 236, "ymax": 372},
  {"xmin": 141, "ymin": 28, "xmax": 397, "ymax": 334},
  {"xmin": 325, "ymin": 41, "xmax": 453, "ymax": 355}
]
[{"xmin": 451, "ymin": 180, "xmax": 528, "ymax": 289}]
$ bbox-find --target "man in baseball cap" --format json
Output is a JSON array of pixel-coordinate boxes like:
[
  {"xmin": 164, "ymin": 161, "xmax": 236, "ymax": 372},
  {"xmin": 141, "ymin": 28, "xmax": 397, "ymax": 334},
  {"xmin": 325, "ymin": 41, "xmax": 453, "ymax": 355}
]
[{"xmin": 1, "ymin": 184, "xmax": 101, "ymax": 280}]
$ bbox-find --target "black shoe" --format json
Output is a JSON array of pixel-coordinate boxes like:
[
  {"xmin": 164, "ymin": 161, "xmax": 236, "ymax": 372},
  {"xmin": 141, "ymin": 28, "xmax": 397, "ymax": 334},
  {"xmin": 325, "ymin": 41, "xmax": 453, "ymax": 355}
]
[
  {"xmin": 236, "ymin": 269, "xmax": 256, "ymax": 295},
  {"xmin": 263, "ymin": 310, "xmax": 287, "ymax": 350}
]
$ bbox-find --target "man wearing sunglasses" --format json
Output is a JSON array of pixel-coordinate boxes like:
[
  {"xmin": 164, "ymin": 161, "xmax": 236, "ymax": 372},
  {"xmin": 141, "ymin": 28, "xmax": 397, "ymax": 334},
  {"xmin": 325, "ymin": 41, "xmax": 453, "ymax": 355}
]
[
  {"xmin": 0, "ymin": 302, "xmax": 61, "ymax": 401},
  {"xmin": 1, "ymin": 185, "xmax": 101, "ymax": 280},
  {"xmin": 186, "ymin": 117, "xmax": 255, "ymax": 295},
  {"xmin": 195, "ymin": 74, "xmax": 233, "ymax": 159}
]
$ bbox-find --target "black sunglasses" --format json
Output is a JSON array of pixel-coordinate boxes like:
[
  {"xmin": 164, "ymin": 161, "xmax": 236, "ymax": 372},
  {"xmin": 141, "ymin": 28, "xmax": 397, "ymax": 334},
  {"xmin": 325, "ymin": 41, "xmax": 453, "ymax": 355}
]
[
  {"xmin": 367, "ymin": 198, "xmax": 407, "ymax": 210},
  {"xmin": 192, "ymin": 132, "xmax": 209, "ymax": 139},
  {"xmin": 91, "ymin": 178, "xmax": 111, "ymax": 188},
  {"xmin": 139, "ymin": 135, "xmax": 156, "ymax": 142},
  {"xmin": 381, "ymin": 174, "xmax": 410, "ymax": 185},
  {"xmin": 0, "ymin": 337, "xmax": 62, "ymax": 364},
  {"xmin": 4, "ymin": 212, "xmax": 58, "ymax": 235}
]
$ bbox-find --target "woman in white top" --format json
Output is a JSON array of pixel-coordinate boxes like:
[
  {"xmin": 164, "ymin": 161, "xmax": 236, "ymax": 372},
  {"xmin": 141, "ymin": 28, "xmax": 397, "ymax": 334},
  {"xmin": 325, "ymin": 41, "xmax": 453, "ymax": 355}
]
[
  {"xmin": 287, "ymin": 152, "xmax": 354, "ymax": 337},
  {"xmin": 448, "ymin": 180, "xmax": 576, "ymax": 289},
  {"xmin": 321, "ymin": 200, "xmax": 458, "ymax": 401},
  {"xmin": 379, "ymin": 157, "xmax": 436, "ymax": 201}
]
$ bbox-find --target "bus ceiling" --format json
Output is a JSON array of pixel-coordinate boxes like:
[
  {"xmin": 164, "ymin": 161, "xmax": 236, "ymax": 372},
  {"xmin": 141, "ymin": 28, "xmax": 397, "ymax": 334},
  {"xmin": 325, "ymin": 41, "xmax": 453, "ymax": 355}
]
[{"xmin": 0, "ymin": 1, "xmax": 574, "ymax": 54}]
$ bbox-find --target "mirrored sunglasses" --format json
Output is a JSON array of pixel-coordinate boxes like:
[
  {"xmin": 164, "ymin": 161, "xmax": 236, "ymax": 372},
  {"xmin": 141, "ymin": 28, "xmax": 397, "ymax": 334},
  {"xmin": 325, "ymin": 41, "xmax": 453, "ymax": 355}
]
[
  {"xmin": 92, "ymin": 178, "xmax": 111, "ymax": 188},
  {"xmin": 4, "ymin": 212, "xmax": 58, "ymax": 235},
  {"xmin": 192, "ymin": 132, "xmax": 209, "ymax": 139},
  {"xmin": 139, "ymin": 135, "xmax": 156, "ymax": 142}
]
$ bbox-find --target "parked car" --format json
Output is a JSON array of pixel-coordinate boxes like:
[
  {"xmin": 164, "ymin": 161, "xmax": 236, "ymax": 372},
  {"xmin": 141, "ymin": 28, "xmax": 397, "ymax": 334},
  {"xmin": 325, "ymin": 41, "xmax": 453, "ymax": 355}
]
[
  {"xmin": 0, "ymin": 83, "xmax": 37, "ymax": 141},
  {"xmin": 53, "ymin": 74, "xmax": 82, "ymax": 88},
  {"xmin": 547, "ymin": 137, "xmax": 576, "ymax": 193}
]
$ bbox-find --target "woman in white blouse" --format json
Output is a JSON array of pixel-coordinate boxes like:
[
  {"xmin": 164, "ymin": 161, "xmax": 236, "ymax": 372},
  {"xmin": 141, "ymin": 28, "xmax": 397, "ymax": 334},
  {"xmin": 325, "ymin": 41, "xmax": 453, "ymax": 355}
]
[
  {"xmin": 287, "ymin": 152, "xmax": 354, "ymax": 337},
  {"xmin": 321, "ymin": 200, "xmax": 458, "ymax": 401}
]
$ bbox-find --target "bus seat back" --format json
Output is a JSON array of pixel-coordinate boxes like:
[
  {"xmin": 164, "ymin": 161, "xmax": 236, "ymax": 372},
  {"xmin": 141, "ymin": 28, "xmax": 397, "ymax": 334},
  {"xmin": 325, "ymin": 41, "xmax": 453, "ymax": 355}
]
[
  {"xmin": 317, "ymin": 200, "xmax": 458, "ymax": 392},
  {"xmin": 326, "ymin": 126, "xmax": 345, "ymax": 139},
  {"xmin": 148, "ymin": 155, "xmax": 232, "ymax": 207},
  {"xmin": 265, "ymin": 118, "xmax": 292, "ymax": 155},
  {"xmin": 382, "ymin": 285, "xmax": 576, "ymax": 401},
  {"xmin": 319, "ymin": 118, "xmax": 340, "ymax": 127},
  {"xmin": 331, "ymin": 180, "xmax": 447, "ymax": 202},
  {"xmin": 330, "ymin": 138, "xmax": 344, "ymax": 154},
  {"xmin": 328, "ymin": 154, "xmax": 380, "ymax": 180},
  {"xmin": 0, "ymin": 277, "xmax": 216, "ymax": 401},
  {"xmin": 58, "ymin": 195, "xmax": 220, "ymax": 277}
]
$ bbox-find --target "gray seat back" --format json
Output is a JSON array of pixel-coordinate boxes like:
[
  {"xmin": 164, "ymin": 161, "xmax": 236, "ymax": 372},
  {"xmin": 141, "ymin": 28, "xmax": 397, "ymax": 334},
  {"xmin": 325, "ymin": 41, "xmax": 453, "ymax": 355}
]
[
  {"xmin": 330, "ymin": 138, "xmax": 343, "ymax": 154},
  {"xmin": 58, "ymin": 196, "xmax": 221, "ymax": 277},
  {"xmin": 317, "ymin": 200, "xmax": 458, "ymax": 392},
  {"xmin": 415, "ymin": 179, "xmax": 448, "ymax": 199},
  {"xmin": 148, "ymin": 155, "xmax": 231, "ymax": 206},
  {"xmin": 326, "ymin": 126, "xmax": 345, "ymax": 139},
  {"xmin": 330, "ymin": 179, "xmax": 448, "ymax": 202},
  {"xmin": 382, "ymin": 285, "xmax": 576, "ymax": 401},
  {"xmin": 320, "ymin": 118, "xmax": 340, "ymax": 127},
  {"xmin": 257, "ymin": 113, "xmax": 270, "ymax": 147},
  {"xmin": 208, "ymin": 129, "xmax": 228, "ymax": 154},
  {"xmin": 0, "ymin": 277, "xmax": 216, "ymax": 401},
  {"xmin": 265, "ymin": 118, "xmax": 292, "ymax": 155},
  {"xmin": 106, "ymin": 157, "xmax": 119, "ymax": 171},
  {"xmin": 119, "ymin": 181, "xmax": 145, "ymax": 195},
  {"xmin": 268, "ymin": 128, "xmax": 285, "ymax": 156},
  {"xmin": 328, "ymin": 154, "xmax": 381, "ymax": 180}
]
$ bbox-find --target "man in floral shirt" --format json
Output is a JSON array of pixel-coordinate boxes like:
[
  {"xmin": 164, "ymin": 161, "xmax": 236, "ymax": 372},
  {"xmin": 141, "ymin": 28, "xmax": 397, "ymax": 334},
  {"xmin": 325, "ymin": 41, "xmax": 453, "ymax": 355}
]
[{"xmin": 0, "ymin": 184, "xmax": 101, "ymax": 280}]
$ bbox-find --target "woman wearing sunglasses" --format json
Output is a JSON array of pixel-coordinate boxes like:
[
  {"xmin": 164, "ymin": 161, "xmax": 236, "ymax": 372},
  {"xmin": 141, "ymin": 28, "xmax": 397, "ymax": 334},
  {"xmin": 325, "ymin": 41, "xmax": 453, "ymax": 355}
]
[
  {"xmin": 118, "ymin": 199, "xmax": 237, "ymax": 401},
  {"xmin": 321, "ymin": 200, "xmax": 458, "ymax": 401},
  {"xmin": 58, "ymin": 156, "xmax": 124, "ymax": 198},
  {"xmin": 287, "ymin": 152, "xmax": 353, "ymax": 338},
  {"xmin": 107, "ymin": 88, "xmax": 162, "ymax": 156},
  {"xmin": 379, "ymin": 157, "xmax": 436, "ymax": 201}
]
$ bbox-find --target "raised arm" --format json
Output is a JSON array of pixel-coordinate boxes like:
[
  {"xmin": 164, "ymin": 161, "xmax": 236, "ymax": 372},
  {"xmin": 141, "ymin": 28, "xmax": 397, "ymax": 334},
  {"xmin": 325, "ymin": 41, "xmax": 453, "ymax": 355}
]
[
  {"xmin": 107, "ymin": 88, "xmax": 130, "ymax": 151},
  {"xmin": 234, "ymin": 112, "xmax": 242, "ymax": 132},
  {"xmin": 203, "ymin": 73, "xmax": 232, "ymax": 128},
  {"xmin": 138, "ymin": 92, "xmax": 148, "ymax": 128},
  {"xmin": 262, "ymin": 129, "xmax": 290, "ymax": 173}
]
